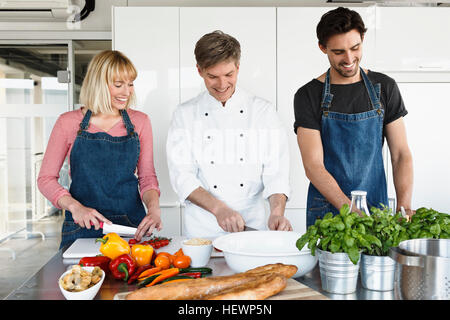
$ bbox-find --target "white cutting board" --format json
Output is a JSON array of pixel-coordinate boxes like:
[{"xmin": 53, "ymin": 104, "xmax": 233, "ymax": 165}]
[
  {"xmin": 62, "ymin": 238, "xmax": 103, "ymax": 259},
  {"xmin": 62, "ymin": 236, "xmax": 223, "ymax": 259}
]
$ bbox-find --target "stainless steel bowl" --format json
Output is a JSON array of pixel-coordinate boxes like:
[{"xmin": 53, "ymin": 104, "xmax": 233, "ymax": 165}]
[{"xmin": 389, "ymin": 238, "xmax": 450, "ymax": 300}]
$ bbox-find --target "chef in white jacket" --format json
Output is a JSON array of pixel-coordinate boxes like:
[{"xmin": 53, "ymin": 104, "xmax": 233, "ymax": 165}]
[{"xmin": 166, "ymin": 30, "xmax": 291, "ymax": 238}]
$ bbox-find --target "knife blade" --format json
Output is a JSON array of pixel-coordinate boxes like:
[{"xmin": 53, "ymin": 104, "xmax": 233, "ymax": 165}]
[
  {"xmin": 92, "ymin": 222, "xmax": 138, "ymax": 236},
  {"xmin": 243, "ymin": 225, "xmax": 257, "ymax": 231}
]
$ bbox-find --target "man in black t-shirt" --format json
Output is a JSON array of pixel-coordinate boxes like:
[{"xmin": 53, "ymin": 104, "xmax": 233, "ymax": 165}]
[{"xmin": 294, "ymin": 7, "xmax": 414, "ymax": 226}]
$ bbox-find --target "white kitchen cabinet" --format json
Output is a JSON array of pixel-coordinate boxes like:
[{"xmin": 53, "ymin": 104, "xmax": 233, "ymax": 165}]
[
  {"xmin": 277, "ymin": 6, "xmax": 376, "ymax": 209},
  {"xmin": 113, "ymin": 7, "xmax": 180, "ymax": 207},
  {"xmin": 387, "ymin": 83, "xmax": 450, "ymax": 214},
  {"xmin": 179, "ymin": 7, "xmax": 276, "ymax": 104},
  {"xmin": 375, "ymin": 7, "xmax": 450, "ymax": 73}
]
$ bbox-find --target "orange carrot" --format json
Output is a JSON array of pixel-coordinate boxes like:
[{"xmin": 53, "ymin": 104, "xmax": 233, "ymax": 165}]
[
  {"xmin": 137, "ymin": 266, "xmax": 161, "ymax": 281},
  {"xmin": 145, "ymin": 268, "xmax": 179, "ymax": 287},
  {"xmin": 162, "ymin": 278, "xmax": 194, "ymax": 285}
]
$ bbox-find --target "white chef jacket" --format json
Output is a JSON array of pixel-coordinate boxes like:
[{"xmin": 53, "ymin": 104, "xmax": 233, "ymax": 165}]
[{"xmin": 166, "ymin": 87, "xmax": 290, "ymax": 238}]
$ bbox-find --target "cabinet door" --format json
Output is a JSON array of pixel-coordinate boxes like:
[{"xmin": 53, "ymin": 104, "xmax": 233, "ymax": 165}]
[
  {"xmin": 376, "ymin": 7, "xmax": 450, "ymax": 72},
  {"xmin": 277, "ymin": 6, "xmax": 377, "ymax": 209},
  {"xmin": 113, "ymin": 7, "xmax": 180, "ymax": 207},
  {"xmin": 394, "ymin": 83, "xmax": 450, "ymax": 213},
  {"xmin": 179, "ymin": 7, "xmax": 276, "ymax": 104}
]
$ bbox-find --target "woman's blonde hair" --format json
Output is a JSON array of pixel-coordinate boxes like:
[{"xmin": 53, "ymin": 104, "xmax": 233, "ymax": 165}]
[{"xmin": 79, "ymin": 50, "xmax": 137, "ymax": 114}]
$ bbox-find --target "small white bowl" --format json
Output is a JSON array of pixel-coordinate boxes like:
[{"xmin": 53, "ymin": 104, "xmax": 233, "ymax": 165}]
[
  {"xmin": 181, "ymin": 239, "xmax": 213, "ymax": 267},
  {"xmin": 58, "ymin": 266, "xmax": 105, "ymax": 300},
  {"xmin": 212, "ymin": 231, "xmax": 318, "ymax": 278}
]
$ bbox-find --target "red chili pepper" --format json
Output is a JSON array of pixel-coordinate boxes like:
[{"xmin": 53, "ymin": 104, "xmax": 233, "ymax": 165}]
[
  {"xmin": 109, "ymin": 253, "xmax": 137, "ymax": 282},
  {"xmin": 127, "ymin": 263, "xmax": 157, "ymax": 284},
  {"xmin": 179, "ymin": 272, "xmax": 202, "ymax": 279},
  {"xmin": 79, "ymin": 256, "xmax": 111, "ymax": 274}
]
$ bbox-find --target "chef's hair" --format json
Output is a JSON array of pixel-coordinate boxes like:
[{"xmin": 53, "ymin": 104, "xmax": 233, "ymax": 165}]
[
  {"xmin": 195, "ymin": 30, "xmax": 241, "ymax": 69},
  {"xmin": 316, "ymin": 7, "xmax": 367, "ymax": 47},
  {"xmin": 79, "ymin": 50, "xmax": 137, "ymax": 114}
]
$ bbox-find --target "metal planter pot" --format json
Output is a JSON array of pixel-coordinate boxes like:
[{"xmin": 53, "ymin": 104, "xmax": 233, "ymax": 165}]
[
  {"xmin": 317, "ymin": 248, "xmax": 360, "ymax": 294},
  {"xmin": 389, "ymin": 238, "xmax": 450, "ymax": 300},
  {"xmin": 360, "ymin": 254, "xmax": 396, "ymax": 291}
]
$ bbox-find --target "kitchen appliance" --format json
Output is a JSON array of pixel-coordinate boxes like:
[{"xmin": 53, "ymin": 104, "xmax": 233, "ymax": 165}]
[
  {"xmin": 389, "ymin": 238, "xmax": 450, "ymax": 300},
  {"xmin": 212, "ymin": 231, "xmax": 318, "ymax": 278}
]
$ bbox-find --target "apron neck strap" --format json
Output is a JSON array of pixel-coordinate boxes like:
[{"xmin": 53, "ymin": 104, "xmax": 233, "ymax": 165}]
[
  {"xmin": 120, "ymin": 109, "xmax": 135, "ymax": 136},
  {"xmin": 360, "ymin": 68, "xmax": 382, "ymax": 111},
  {"xmin": 78, "ymin": 109, "xmax": 135, "ymax": 136}
]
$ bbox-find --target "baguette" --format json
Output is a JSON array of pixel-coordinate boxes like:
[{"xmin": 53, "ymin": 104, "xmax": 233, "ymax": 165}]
[
  {"xmin": 125, "ymin": 263, "xmax": 297, "ymax": 300},
  {"xmin": 205, "ymin": 273, "xmax": 287, "ymax": 300}
]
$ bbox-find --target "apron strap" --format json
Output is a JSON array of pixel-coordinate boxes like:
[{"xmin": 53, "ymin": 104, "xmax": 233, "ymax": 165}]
[
  {"xmin": 360, "ymin": 68, "xmax": 382, "ymax": 113},
  {"xmin": 78, "ymin": 109, "xmax": 92, "ymax": 134},
  {"xmin": 77, "ymin": 109, "xmax": 136, "ymax": 136},
  {"xmin": 321, "ymin": 69, "xmax": 334, "ymax": 117},
  {"xmin": 120, "ymin": 110, "xmax": 135, "ymax": 136}
]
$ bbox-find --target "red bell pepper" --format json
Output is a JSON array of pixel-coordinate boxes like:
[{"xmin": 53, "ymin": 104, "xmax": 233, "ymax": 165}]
[
  {"xmin": 79, "ymin": 256, "xmax": 111, "ymax": 274},
  {"xmin": 109, "ymin": 253, "xmax": 137, "ymax": 282}
]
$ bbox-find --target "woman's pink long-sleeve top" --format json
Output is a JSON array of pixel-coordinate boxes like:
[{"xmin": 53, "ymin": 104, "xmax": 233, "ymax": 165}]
[{"xmin": 37, "ymin": 108, "xmax": 160, "ymax": 209}]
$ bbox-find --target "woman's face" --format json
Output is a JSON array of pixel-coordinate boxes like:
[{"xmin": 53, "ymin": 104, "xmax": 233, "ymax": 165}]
[{"xmin": 108, "ymin": 77, "xmax": 134, "ymax": 113}]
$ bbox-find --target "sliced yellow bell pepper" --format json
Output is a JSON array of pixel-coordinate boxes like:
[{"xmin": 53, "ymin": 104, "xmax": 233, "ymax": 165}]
[
  {"xmin": 131, "ymin": 244, "xmax": 154, "ymax": 267},
  {"xmin": 95, "ymin": 232, "xmax": 130, "ymax": 260}
]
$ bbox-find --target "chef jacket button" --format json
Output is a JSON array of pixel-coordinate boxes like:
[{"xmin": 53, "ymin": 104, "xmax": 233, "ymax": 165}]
[
  {"xmin": 213, "ymin": 185, "xmax": 217, "ymax": 189},
  {"xmin": 240, "ymin": 183, "xmax": 244, "ymax": 187},
  {"xmin": 207, "ymin": 135, "xmax": 211, "ymax": 139},
  {"xmin": 205, "ymin": 112, "xmax": 208, "ymax": 116},
  {"xmin": 240, "ymin": 133, "xmax": 244, "ymax": 137},
  {"xmin": 210, "ymin": 160, "xmax": 214, "ymax": 164},
  {"xmin": 240, "ymin": 110, "xmax": 243, "ymax": 114},
  {"xmin": 240, "ymin": 158, "xmax": 244, "ymax": 162}
]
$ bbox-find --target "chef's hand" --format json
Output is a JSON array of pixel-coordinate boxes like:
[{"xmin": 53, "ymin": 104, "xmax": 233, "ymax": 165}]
[
  {"xmin": 69, "ymin": 202, "xmax": 112, "ymax": 230},
  {"xmin": 135, "ymin": 206, "xmax": 162, "ymax": 242},
  {"xmin": 268, "ymin": 214, "xmax": 293, "ymax": 231},
  {"xmin": 214, "ymin": 205, "xmax": 245, "ymax": 233}
]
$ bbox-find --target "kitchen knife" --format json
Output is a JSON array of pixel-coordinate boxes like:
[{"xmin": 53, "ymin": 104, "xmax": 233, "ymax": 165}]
[
  {"xmin": 243, "ymin": 225, "xmax": 257, "ymax": 231},
  {"xmin": 91, "ymin": 222, "xmax": 138, "ymax": 236}
]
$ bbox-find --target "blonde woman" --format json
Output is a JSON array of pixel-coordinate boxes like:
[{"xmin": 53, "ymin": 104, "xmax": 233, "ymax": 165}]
[{"xmin": 38, "ymin": 50, "xmax": 161, "ymax": 249}]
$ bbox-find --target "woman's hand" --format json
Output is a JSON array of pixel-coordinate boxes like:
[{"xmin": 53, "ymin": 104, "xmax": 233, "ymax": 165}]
[
  {"xmin": 61, "ymin": 197, "xmax": 112, "ymax": 229},
  {"xmin": 134, "ymin": 206, "xmax": 162, "ymax": 241}
]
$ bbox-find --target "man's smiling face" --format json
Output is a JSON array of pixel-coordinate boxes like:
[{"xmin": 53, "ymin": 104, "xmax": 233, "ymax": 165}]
[
  {"xmin": 319, "ymin": 29, "xmax": 364, "ymax": 83},
  {"xmin": 197, "ymin": 59, "xmax": 239, "ymax": 105}
]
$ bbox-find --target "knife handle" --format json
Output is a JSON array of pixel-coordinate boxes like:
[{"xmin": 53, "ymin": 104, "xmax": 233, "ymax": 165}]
[{"xmin": 90, "ymin": 221, "xmax": 104, "ymax": 228}]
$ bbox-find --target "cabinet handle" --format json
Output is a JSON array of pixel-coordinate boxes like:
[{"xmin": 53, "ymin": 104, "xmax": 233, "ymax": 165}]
[{"xmin": 418, "ymin": 65, "xmax": 444, "ymax": 70}]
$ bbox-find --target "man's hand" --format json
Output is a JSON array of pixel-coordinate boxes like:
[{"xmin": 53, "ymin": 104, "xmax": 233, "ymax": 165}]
[
  {"xmin": 267, "ymin": 193, "xmax": 291, "ymax": 231},
  {"xmin": 268, "ymin": 214, "xmax": 292, "ymax": 231},
  {"xmin": 214, "ymin": 205, "xmax": 245, "ymax": 233}
]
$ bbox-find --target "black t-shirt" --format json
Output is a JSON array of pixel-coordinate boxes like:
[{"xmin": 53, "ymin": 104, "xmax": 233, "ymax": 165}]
[{"xmin": 293, "ymin": 70, "xmax": 408, "ymax": 138}]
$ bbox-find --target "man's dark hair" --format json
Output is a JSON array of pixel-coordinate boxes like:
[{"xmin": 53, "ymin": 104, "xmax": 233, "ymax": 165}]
[{"xmin": 316, "ymin": 7, "xmax": 367, "ymax": 47}]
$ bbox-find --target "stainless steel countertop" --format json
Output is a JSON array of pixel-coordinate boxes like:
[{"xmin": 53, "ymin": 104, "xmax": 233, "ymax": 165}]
[{"xmin": 5, "ymin": 248, "xmax": 399, "ymax": 300}]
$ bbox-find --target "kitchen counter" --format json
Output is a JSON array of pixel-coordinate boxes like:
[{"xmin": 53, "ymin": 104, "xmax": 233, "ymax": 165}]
[{"xmin": 5, "ymin": 248, "xmax": 399, "ymax": 300}]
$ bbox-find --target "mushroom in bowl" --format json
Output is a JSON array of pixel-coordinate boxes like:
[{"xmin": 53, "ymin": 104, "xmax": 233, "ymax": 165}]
[
  {"xmin": 58, "ymin": 265, "xmax": 105, "ymax": 300},
  {"xmin": 212, "ymin": 231, "xmax": 317, "ymax": 278}
]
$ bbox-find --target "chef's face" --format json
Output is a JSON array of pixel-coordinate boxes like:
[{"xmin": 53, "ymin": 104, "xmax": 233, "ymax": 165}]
[
  {"xmin": 197, "ymin": 60, "xmax": 239, "ymax": 105},
  {"xmin": 319, "ymin": 29, "xmax": 364, "ymax": 82},
  {"xmin": 108, "ymin": 77, "xmax": 134, "ymax": 113}
]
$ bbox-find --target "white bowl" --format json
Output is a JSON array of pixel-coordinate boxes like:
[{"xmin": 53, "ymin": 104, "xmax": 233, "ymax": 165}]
[
  {"xmin": 181, "ymin": 239, "xmax": 213, "ymax": 267},
  {"xmin": 212, "ymin": 231, "xmax": 318, "ymax": 278},
  {"xmin": 58, "ymin": 266, "xmax": 105, "ymax": 300}
]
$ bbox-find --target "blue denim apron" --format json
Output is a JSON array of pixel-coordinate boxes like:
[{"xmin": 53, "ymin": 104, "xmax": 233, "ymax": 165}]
[
  {"xmin": 306, "ymin": 68, "xmax": 388, "ymax": 227},
  {"xmin": 59, "ymin": 109, "xmax": 146, "ymax": 248}
]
